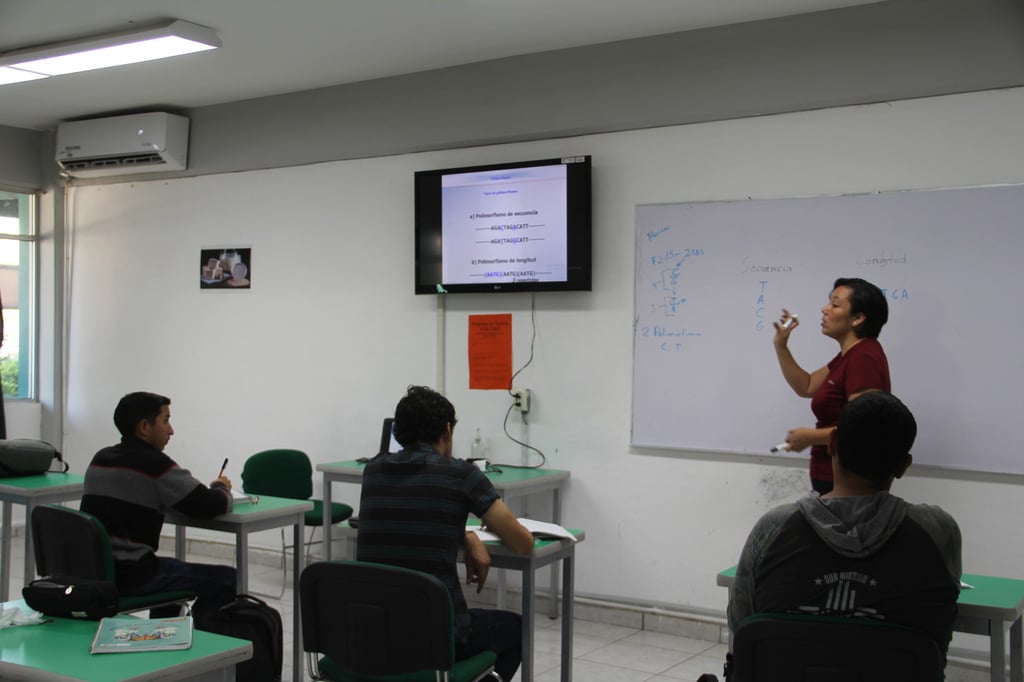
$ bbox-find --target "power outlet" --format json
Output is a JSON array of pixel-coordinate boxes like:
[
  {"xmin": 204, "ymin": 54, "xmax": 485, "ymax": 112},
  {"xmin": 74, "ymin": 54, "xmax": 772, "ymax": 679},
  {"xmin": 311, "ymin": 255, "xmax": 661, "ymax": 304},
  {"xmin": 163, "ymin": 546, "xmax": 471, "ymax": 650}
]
[{"xmin": 512, "ymin": 388, "xmax": 531, "ymax": 413}]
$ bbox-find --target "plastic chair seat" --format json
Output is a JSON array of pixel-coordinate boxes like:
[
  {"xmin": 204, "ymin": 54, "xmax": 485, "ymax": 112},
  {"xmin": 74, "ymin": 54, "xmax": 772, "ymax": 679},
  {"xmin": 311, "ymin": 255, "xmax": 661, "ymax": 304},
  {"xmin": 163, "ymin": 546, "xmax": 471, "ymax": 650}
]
[
  {"xmin": 306, "ymin": 500, "xmax": 354, "ymax": 528},
  {"xmin": 319, "ymin": 650, "xmax": 497, "ymax": 682}
]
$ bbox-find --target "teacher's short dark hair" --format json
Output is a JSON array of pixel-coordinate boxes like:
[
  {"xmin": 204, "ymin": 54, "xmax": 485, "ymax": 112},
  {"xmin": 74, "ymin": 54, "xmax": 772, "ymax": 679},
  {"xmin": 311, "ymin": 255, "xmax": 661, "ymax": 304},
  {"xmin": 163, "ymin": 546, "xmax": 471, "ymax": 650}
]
[
  {"xmin": 836, "ymin": 391, "xmax": 916, "ymax": 484},
  {"xmin": 113, "ymin": 392, "xmax": 171, "ymax": 439},
  {"xmin": 834, "ymin": 277, "xmax": 888, "ymax": 339}
]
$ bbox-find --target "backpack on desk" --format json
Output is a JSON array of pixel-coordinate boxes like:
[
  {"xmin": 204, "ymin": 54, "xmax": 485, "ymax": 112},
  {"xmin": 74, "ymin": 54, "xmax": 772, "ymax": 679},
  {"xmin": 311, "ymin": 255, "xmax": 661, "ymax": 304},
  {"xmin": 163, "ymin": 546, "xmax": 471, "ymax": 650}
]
[
  {"xmin": 195, "ymin": 594, "xmax": 283, "ymax": 682},
  {"xmin": 0, "ymin": 439, "xmax": 67, "ymax": 477}
]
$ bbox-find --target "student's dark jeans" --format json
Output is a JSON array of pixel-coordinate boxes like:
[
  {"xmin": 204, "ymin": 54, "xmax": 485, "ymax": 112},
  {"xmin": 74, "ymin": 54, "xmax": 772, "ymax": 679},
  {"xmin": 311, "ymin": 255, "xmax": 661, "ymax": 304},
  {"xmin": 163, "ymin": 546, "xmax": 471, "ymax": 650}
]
[
  {"xmin": 121, "ymin": 557, "xmax": 237, "ymax": 618},
  {"xmin": 458, "ymin": 608, "xmax": 522, "ymax": 681}
]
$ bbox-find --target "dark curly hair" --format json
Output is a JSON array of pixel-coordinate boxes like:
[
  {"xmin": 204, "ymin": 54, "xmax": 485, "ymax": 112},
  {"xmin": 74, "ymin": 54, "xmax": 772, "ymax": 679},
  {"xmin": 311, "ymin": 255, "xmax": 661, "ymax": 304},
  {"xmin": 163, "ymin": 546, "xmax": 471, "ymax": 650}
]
[{"xmin": 393, "ymin": 385, "xmax": 457, "ymax": 448}]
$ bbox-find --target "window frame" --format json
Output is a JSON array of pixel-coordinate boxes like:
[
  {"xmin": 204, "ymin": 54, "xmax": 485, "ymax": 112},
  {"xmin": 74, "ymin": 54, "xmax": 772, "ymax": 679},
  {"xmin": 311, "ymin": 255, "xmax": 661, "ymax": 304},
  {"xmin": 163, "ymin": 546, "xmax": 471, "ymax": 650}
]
[{"xmin": 0, "ymin": 190, "xmax": 38, "ymax": 400}]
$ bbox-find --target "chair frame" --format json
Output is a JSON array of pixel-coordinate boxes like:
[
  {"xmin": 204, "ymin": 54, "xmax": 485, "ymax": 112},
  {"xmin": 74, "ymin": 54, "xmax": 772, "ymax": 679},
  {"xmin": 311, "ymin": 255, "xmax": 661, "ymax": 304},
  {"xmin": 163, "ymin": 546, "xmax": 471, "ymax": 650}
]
[
  {"xmin": 300, "ymin": 560, "xmax": 501, "ymax": 682},
  {"xmin": 30, "ymin": 503, "xmax": 195, "ymax": 616}
]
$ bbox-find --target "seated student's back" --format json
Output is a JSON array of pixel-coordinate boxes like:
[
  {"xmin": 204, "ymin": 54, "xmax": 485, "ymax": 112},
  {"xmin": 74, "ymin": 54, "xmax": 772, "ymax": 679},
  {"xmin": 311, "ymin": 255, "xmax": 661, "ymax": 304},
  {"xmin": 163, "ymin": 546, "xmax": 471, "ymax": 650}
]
[{"xmin": 728, "ymin": 392, "xmax": 962, "ymax": 659}]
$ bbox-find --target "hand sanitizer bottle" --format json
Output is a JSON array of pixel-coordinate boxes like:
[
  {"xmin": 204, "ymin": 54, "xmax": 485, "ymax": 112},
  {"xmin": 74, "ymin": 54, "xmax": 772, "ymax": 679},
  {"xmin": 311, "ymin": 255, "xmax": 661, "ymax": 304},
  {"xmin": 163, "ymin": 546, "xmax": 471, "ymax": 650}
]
[{"xmin": 471, "ymin": 428, "xmax": 487, "ymax": 460}]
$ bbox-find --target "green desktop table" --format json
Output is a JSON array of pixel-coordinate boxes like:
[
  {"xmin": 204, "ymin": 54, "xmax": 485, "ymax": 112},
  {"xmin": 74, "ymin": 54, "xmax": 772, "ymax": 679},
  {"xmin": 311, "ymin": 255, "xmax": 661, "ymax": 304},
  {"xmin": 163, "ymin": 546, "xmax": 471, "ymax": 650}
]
[
  {"xmin": 0, "ymin": 599, "xmax": 252, "ymax": 681},
  {"xmin": 316, "ymin": 459, "xmax": 571, "ymax": 617},
  {"xmin": 0, "ymin": 472, "xmax": 86, "ymax": 601},
  {"xmin": 718, "ymin": 566, "xmax": 1024, "ymax": 682}
]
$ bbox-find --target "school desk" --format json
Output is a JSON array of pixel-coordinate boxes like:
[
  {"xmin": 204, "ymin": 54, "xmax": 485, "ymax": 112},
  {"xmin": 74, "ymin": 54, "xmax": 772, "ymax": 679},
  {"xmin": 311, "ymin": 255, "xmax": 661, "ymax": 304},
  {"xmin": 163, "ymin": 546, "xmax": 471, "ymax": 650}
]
[{"xmin": 0, "ymin": 598, "xmax": 252, "ymax": 681}]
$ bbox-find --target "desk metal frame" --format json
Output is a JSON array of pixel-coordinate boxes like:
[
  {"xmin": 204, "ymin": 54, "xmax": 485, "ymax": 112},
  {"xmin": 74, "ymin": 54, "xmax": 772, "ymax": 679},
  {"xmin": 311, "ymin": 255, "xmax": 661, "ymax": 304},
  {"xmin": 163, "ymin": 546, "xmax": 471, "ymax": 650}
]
[
  {"xmin": 718, "ymin": 569, "xmax": 1024, "ymax": 682},
  {"xmin": 167, "ymin": 495, "xmax": 312, "ymax": 682},
  {"xmin": 0, "ymin": 598, "xmax": 251, "ymax": 681},
  {"xmin": 488, "ymin": 531, "xmax": 584, "ymax": 682},
  {"xmin": 317, "ymin": 460, "xmax": 570, "ymax": 617},
  {"xmin": 0, "ymin": 473, "xmax": 85, "ymax": 601}
]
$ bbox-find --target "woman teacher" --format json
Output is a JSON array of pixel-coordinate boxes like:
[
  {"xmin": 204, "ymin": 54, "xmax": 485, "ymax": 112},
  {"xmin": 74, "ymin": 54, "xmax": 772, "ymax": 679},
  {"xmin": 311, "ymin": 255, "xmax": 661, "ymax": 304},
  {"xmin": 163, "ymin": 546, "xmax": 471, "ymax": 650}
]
[{"xmin": 773, "ymin": 277, "xmax": 890, "ymax": 494}]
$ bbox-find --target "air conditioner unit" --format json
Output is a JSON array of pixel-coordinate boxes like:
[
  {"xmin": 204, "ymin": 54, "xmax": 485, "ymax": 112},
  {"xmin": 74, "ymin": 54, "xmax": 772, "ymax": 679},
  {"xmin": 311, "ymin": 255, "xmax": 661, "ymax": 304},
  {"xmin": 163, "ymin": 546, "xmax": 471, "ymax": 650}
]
[{"xmin": 55, "ymin": 112, "xmax": 189, "ymax": 177}]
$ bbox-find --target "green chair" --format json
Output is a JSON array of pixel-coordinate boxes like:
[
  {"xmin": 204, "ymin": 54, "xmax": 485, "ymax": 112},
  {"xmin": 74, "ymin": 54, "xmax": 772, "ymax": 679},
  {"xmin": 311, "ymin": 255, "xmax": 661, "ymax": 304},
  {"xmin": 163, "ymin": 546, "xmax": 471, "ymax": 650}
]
[
  {"xmin": 724, "ymin": 612, "xmax": 944, "ymax": 681},
  {"xmin": 300, "ymin": 560, "xmax": 501, "ymax": 682},
  {"xmin": 241, "ymin": 449, "xmax": 353, "ymax": 597},
  {"xmin": 30, "ymin": 504, "xmax": 196, "ymax": 616}
]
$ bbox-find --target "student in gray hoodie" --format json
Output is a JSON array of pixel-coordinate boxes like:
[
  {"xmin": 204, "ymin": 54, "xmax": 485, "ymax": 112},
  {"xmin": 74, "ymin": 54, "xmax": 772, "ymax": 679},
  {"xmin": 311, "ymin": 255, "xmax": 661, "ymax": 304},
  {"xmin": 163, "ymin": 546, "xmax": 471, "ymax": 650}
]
[{"xmin": 728, "ymin": 391, "xmax": 961, "ymax": 660}]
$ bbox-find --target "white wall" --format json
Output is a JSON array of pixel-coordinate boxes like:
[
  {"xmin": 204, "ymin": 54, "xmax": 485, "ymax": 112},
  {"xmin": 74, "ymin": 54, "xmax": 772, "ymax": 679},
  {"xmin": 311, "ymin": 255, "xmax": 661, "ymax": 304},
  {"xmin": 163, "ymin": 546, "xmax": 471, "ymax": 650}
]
[
  {"xmin": 5, "ymin": 400, "xmax": 41, "ymax": 439},
  {"xmin": 63, "ymin": 87, "xmax": 1024, "ymax": 615}
]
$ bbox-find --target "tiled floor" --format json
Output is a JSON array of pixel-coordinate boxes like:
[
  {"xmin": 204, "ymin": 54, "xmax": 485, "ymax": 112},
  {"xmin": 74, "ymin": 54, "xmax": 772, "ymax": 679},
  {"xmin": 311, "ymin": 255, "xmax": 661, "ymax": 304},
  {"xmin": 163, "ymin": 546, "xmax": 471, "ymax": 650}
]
[{"xmin": 6, "ymin": 533, "xmax": 993, "ymax": 681}]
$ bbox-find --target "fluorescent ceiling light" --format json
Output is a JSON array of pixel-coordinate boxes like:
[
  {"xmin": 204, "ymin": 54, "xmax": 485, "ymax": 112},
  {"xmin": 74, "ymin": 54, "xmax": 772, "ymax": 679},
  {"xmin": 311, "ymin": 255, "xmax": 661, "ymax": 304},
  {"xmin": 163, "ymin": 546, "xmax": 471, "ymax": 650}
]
[
  {"xmin": 0, "ymin": 20, "xmax": 220, "ymax": 84},
  {"xmin": 0, "ymin": 67, "xmax": 48, "ymax": 85}
]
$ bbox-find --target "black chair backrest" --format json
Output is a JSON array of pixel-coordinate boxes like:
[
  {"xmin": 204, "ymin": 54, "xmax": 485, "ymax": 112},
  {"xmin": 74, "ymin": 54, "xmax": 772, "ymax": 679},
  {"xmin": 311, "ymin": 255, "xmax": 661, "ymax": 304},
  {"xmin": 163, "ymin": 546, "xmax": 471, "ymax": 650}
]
[
  {"xmin": 300, "ymin": 560, "xmax": 455, "ymax": 676},
  {"xmin": 730, "ymin": 613, "xmax": 944, "ymax": 682},
  {"xmin": 31, "ymin": 504, "xmax": 112, "ymax": 580}
]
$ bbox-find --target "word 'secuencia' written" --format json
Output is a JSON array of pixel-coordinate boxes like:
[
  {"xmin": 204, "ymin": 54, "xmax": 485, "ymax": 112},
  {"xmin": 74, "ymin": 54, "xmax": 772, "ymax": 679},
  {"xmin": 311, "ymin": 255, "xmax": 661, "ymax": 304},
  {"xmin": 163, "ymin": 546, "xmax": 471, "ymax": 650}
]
[{"xmin": 472, "ymin": 211, "xmax": 539, "ymax": 218}]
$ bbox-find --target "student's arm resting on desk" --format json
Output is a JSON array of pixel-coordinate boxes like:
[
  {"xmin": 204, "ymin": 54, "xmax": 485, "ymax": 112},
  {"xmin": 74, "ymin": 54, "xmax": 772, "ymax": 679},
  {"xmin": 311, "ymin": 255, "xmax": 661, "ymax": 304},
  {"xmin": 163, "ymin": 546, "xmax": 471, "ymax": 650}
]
[
  {"xmin": 481, "ymin": 499, "xmax": 535, "ymax": 555},
  {"xmin": 464, "ymin": 531, "xmax": 492, "ymax": 593},
  {"xmin": 167, "ymin": 467, "xmax": 234, "ymax": 518}
]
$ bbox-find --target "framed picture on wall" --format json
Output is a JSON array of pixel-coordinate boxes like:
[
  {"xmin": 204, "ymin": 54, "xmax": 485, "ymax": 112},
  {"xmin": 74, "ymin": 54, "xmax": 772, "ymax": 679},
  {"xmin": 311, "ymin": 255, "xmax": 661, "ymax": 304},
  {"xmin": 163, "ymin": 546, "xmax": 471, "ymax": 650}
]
[{"xmin": 199, "ymin": 247, "xmax": 251, "ymax": 290}]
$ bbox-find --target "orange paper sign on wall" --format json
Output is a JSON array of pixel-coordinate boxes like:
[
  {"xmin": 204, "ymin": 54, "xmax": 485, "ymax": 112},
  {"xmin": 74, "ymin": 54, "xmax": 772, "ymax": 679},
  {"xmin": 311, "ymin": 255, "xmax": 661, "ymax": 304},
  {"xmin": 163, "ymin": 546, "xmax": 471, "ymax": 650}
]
[{"xmin": 468, "ymin": 314, "xmax": 512, "ymax": 390}]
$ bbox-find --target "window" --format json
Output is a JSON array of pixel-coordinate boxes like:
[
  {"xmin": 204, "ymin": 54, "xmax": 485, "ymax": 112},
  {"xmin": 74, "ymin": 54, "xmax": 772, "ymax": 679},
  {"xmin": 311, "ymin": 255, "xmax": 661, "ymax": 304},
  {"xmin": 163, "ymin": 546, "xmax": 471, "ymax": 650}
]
[{"xmin": 0, "ymin": 191, "xmax": 35, "ymax": 399}]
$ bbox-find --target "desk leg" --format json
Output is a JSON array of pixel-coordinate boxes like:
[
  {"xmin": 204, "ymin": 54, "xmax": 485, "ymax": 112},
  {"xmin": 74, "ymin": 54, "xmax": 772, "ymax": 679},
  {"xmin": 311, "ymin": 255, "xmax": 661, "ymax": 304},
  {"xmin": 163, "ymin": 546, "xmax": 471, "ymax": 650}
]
[
  {"xmin": 323, "ymin": 473, "xmax": 333, "ymax": 562},
  {"xmin": 1, "ymin": 500, "xmax": 11, "ymax": 601},
  {"xmin": 521, "ymin": 560, "xmax": 536, "ymax": 682},
  {"xmin": 22, "ymin": 501, "xmax": 37, "ymax": 585},
  {"xmin": 1011, "ymin": 616, "xmax": 1022, "ymax": 682},
  {"xmin": 560, "ymin": 548, "xmax": 575, "ymax": 682},
  {"xmin": 548, "ymin": 487, "xmax": 561, "ymax": 619},
  {"xmin": 175, "ymin": 525, "xmax": 186, "ymax": 560},
  {"xmin": 496, "ymin": 569, "xmax": 507, "ymax": 609},
  {"xmin": 993, "ymin": 620, "xmax": 1008, "ymax": 682},
  {"xmin": 293, "ymin": 517, "xmax": 305, "ymax": 682},
  {"xmin": 235, "ymin": 530, "xmax": 249, "ymax": 594}
]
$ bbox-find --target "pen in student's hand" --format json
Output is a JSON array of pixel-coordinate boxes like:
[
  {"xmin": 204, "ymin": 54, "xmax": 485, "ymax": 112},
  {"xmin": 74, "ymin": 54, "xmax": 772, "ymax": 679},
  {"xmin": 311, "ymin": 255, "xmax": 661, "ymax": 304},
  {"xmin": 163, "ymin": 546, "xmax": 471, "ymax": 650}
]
[{"xmin": 218, "ymin": 458, "xmax": 228, "ymax": 478}]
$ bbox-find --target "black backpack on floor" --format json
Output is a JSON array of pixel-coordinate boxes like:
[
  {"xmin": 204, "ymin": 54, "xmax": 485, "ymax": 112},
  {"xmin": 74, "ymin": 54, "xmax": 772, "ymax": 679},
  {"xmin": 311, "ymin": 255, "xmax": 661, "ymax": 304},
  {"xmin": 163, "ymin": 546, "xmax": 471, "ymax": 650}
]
[{"xmin": 195, "ymin": 594, "xmax": 283, "ymax": 682}]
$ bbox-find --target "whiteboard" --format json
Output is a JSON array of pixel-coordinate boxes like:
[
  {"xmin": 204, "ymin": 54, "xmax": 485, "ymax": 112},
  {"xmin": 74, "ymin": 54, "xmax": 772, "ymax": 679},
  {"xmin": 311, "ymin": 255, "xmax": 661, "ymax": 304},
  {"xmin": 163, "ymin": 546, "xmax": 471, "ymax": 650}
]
[{"xmin": 632, "ymin": 185, "xmax": 1022, "ymax": 475}]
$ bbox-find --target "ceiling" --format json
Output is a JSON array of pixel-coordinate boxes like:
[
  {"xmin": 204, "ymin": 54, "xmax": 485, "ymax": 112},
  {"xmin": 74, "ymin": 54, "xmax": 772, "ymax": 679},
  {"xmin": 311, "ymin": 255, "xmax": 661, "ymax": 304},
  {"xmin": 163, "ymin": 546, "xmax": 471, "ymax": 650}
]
[{"xmin": 0, "ymin": 0, "xmax": 882, "ymax": 132}]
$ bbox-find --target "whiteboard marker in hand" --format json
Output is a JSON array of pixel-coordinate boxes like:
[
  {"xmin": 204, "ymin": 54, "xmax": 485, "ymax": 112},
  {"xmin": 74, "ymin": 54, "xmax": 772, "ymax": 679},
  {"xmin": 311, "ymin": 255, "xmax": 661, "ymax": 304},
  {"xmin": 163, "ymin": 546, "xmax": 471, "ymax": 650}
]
[
  {"xmin": 780, "ymin": 313, "xmax": 798, "ymax": 330},
  {"xmin": 771, "ymin": 442, "xmax": 790, "ymax": 453}
]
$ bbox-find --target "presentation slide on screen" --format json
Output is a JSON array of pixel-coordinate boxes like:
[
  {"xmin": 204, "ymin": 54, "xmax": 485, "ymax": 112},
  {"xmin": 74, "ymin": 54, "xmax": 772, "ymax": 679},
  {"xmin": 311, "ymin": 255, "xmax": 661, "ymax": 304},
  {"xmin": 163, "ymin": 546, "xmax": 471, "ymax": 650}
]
[{"xmin": 441, "ymin": 164, "xmax": 568, "ymax": 284}]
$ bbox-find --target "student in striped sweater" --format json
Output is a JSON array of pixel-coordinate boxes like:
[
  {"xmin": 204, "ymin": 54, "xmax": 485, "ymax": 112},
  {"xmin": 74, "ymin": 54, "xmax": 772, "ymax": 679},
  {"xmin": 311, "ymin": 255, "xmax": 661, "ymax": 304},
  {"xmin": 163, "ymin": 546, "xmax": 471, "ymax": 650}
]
[
  {"xmin": 358, "ymin": 386, "xmax": 534, "ymax": 681},
  {"xmin": 81, "ymin": 391, "xmax": 237, "ymax": 617}
]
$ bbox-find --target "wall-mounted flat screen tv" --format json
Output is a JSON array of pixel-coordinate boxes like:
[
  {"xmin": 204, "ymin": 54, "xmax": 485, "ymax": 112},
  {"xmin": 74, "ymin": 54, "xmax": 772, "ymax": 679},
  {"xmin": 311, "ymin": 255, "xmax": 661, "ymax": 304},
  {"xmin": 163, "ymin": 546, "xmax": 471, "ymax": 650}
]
[{"xmin": 414, "ymin": 155, "xmax": 591, "ymax": 294}]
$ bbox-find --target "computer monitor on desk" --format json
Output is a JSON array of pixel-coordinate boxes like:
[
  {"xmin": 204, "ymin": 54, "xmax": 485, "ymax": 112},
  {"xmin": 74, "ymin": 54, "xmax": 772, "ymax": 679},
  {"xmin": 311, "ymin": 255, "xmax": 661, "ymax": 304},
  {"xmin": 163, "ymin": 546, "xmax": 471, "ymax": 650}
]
[{"xmin": 378, "ymin": 417, "xmax": 400, "ymax": 456}]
